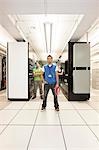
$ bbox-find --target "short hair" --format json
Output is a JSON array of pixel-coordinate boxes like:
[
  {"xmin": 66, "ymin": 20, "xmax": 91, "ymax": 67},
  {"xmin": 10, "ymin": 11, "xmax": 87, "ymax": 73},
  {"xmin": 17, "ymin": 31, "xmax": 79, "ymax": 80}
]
[
  {"xmin": 47, "ymin": 55, "xmax": 53, "ymax": 59},
  {"xmin": 35, "ymin": 61, "xmax": 39, "ymax": 65}
]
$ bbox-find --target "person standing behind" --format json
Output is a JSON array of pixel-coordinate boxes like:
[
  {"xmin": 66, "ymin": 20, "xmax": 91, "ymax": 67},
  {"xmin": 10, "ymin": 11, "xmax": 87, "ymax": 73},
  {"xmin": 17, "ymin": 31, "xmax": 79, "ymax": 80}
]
[
  {"xmin": 41, "ymin": 55, "xmax": 59, "ymax": 111},
  {"xmin": 32, "ymin": 62, "xmax": 43, "ymax": 99},
  {"xmin": 57, "ymin": 63, "xmax": 64, "ymax": 85}
]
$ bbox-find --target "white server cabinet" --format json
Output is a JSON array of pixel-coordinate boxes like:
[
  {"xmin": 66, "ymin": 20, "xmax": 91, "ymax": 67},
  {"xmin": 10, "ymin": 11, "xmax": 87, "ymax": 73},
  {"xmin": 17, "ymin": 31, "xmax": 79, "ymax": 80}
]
[
  {"xmin": 7, "ymin": 42, "xmax": 29, "ymax": 100},
  {"xmin": 73, "ymin": 43, "xmax": 90, "ymax": 94}
]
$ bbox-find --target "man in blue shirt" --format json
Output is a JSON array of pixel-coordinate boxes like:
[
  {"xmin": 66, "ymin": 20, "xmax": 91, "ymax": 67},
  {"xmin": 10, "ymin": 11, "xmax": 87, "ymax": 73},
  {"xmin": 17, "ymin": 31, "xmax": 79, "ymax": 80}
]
[{"xmin": 41, "ymin": 55, "xmax": 59, "ymax": 111}]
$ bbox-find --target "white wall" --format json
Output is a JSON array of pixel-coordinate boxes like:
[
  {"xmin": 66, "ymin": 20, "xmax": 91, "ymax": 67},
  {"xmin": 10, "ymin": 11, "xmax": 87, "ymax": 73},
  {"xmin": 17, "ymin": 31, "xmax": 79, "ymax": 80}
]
[{"xmin": 79, "ymin": 18, "xmax": 99, "ymax": 90}]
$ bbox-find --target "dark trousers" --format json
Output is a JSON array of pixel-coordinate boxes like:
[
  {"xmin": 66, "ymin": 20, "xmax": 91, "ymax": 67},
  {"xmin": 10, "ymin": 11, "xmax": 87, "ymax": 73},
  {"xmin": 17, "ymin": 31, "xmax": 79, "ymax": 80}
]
[{"xmin": 42, "ymin": 83, "xmax": 59, "ymax": 108}]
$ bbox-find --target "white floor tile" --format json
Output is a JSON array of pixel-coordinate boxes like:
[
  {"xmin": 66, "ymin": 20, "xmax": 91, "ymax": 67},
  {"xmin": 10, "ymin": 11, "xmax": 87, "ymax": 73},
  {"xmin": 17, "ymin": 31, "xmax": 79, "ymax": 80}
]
[
  {"xmin": 87, "ymin": 102, "xmax": 99, "ymax": 109},
  {"xmin": 0, "ymin": 125, "xmax": 32, "ymax": 150},
  {"xmin": 59, "ymin": 102, "xmax": 75, "ymax": 109},
  {"xmin": 89, "ymin": 98, "xmax": 99, "ymax": 102},
  {"xmin": 0, "ymin": 125, "xmax": 6, "ymax": 134},
  {"xmin": 10, "ymin": 110, "xmax": 38, "ymax": 125},
  {"xmin": 0, "ymin": 110, "xmax": 19, "ymax": 124},
  {"xmin": 0, "ymin": 89, "xmax": 99, "ymax": 150},
  {"xmin": 90, "ymin": 126, "xmax": 99, "ymax": 139},
  {"xmin": 58, "ymin": 96, "xmax": 67, "ymax": 101},
  {"xmin": 45, "ymin": 102, "xmax": 73, "ymax": 110},
  {"xmin": 28, "ymin": 126, "xmax": 65, "ymax": 150},
  {"xmin": 59, "ymin": 110, "xmax": 85, "ymax": 125},
  {"xmin": 4, "ymin": 102, "xmax": 26, "ymax": 109},
  {"xmin": 72, "ymin": 102, "xmax": 93, "ymax": 109},
  {"xmin": 63, "ymin": 126, "xmax": 99, "ymax": 150},
  {"xmin": 78, "ymin": 110, "xmax": 99, "ymax": 125},
  {"xmin": 36, "ymin": 110, "xmax": 60, "ymax": 125},
  {"xmin": 23, "ymin": 102, "xmax": 40, "ymax": 110},
  {"xmin": 31, "ymin": 96, "xmax": 42, "ymax": 101},
  {"xmin": 0, "ymin": 102, "xmax": 11, "ymax": 109},
  {"xmin": 43, "ymin": 102, "xmax": 55, "ymax": 109},
  {"xmin": 47, "ymin": 97, "xmax": 56, "ymax": 102}
]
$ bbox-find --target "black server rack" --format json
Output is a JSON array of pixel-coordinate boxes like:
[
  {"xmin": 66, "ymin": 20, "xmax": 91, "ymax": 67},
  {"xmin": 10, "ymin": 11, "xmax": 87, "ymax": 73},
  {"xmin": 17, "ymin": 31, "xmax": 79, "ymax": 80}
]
[
  {"xmin": 1, "ymin": 56, "xmax": 6, "ymax": 90},
  {"xmin": 29, "ymin": 58, "xmax": 34, "ymax": 99},
  {"xmin": 61, "ymin": 41, "xmax": 90, "ymax": 101}
]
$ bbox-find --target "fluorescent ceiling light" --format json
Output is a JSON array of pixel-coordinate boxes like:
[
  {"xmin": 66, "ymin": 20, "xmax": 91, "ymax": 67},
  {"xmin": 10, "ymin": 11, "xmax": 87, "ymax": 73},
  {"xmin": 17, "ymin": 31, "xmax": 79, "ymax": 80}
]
[
  {"xmin": 44, "ymin": 23, "xmax": 52, "ymax": 53},
  {"xmin": 8, "ymin": 14, "xmax": 83, "ymax": 61}
]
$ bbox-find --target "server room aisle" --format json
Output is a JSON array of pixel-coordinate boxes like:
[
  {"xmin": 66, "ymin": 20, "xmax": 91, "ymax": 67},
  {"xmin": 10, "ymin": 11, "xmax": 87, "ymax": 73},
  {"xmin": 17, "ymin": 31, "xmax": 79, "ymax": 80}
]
[{"xmin": 0, "ymin": 90, "xmax": 99, "ymax": 149}]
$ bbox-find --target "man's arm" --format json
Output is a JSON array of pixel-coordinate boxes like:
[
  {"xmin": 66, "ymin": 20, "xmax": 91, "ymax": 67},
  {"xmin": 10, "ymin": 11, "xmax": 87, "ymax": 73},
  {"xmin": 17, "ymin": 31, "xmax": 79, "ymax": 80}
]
[
  {"xmin": 41, "ymin": 71, "xmax": 44, "ymax": 82},
  {"xmin": 57, "ymin": 69, "xmax": 63, "ymax": 75},
  {"xmin": 56, "ymin": 71, "xmax": 59, "ymax": 85},
  {"xmin": 55, "ymin": 66, "xmax": 59, "ymax": 85},
  {"xmin": 41, "ymin": 66, "xmax": 45, "ymax": 82}
]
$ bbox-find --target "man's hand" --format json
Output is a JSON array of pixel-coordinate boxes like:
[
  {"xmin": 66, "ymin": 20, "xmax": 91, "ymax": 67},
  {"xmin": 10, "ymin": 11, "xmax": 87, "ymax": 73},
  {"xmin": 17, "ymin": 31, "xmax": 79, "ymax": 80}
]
[{"xmin": 55, "ymin": 83, "xmax": 59, "ymax": 89}]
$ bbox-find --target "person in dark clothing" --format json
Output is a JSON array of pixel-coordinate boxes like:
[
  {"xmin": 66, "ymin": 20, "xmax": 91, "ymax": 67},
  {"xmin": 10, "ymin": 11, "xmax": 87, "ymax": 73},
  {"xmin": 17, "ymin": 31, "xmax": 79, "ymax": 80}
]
[
  {"xmin": 41, "ymin": 55, "xmax": 59, "ymax": 111},
  {"xmin": 57, "ymin": 64, "xmax": 64, "ymax": 85}
]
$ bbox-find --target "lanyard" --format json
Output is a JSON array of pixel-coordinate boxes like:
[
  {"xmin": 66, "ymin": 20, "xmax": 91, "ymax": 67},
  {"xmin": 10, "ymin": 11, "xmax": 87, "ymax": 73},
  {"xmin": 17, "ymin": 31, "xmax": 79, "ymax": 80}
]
[{"xmin": 47, "ymin": 65, "xmax": 53, "ymax": 77}]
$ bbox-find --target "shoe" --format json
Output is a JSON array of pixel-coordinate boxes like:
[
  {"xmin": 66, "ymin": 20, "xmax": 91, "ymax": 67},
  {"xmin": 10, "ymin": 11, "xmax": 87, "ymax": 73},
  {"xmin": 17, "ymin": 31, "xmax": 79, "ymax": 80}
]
[
  {"xmin": 55, "ymin": 107, "xmax": 59, "ymax": 111},
  {"xmin": 40, "ymin": 95, "xmax": 43, "ymax": 99},
  {"xmin": 32, "ymin": 96, "xmax": 36, "ymax": 99},
  {"xmin": 41, "ymin": 106, "xmax": 46, "ymax": 111}
]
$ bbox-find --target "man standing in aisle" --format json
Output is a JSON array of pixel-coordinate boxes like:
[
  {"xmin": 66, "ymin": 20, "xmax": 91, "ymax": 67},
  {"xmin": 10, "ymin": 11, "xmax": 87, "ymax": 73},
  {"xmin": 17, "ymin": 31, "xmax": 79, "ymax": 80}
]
[
  {"xmin": 32, "ymin": 62, "xmax": 43, "ymax": 99},
  {"xmin": 41, "ymin": 55, "xmax": 59, "ymax": 111}
]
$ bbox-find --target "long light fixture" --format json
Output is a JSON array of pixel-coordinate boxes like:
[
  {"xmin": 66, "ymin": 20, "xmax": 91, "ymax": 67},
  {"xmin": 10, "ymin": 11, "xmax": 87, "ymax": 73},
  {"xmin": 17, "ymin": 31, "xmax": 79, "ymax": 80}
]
[{"xmin": 44, "ymin": 23, "xmax": 52, "ymax": 53}]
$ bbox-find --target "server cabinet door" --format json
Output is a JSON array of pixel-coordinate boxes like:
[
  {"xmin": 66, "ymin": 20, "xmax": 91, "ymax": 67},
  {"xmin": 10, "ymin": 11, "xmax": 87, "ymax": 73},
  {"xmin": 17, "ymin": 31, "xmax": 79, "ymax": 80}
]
[
  {"xmin": 7, "ymin": 42, "xmax": 29, "ymax": 100},
  {"xmin": 73, "ymin": 70, "xmax": 90, "ymax": 93},
  {"xmin": 73, "ymin": 43, "xmax": 90, "ymax": 94}
]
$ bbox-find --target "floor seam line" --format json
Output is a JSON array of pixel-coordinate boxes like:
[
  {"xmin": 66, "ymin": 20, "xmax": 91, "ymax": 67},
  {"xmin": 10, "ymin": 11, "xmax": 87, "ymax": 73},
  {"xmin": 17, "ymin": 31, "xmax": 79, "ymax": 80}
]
[
  {"xmin": 86, "ymin": 101, "xmax": 99, "ymax": 114},
  {"xmin": 71, "ymin": 102, "xmax": 99, "ymax": 143},
  {"xmin": 0, "ymin": 102, "xmax": 26, "ymax": 135},
  {"xmin": 0, "ymin": 108, "xmax": 22, "ymax": 135},
  {"xmin": 58, "ymin": 113, "xmax": 67, "ymax": 150},
  {"xmin": 26, "ymin": 103, "xmax": 40, "ymax": 150}
]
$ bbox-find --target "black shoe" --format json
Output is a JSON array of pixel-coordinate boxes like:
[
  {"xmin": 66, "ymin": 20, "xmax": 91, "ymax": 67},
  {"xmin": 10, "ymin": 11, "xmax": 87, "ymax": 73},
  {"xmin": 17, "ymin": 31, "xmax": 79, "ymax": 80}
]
[
  {"xmin": 41, "ymin": 106, "xmax": 46, "ymax": 111},
  {"xmin": 40, "ymin": 95, "xmax": 43, "ymax": 99},
  {"xmin": 55, "ymin": 107, "xmax": 59, "ymax": 111},
  {"xmin": 32, "ymin": 96, "xmax": 36, "ymax": 99}
]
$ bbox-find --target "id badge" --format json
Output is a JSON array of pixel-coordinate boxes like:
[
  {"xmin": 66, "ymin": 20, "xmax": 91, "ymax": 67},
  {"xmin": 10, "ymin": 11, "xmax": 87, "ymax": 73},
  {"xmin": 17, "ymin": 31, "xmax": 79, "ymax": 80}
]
[{"xmin": 48, "ymin": 74, "xmax": 52, "ymax": 78}]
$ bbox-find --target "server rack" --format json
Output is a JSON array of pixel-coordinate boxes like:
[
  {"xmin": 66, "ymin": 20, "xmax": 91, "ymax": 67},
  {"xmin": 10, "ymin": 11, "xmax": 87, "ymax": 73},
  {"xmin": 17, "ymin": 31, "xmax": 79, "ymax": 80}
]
[
  {"xmin": 61, "ymin": 41, "xmax": 90, "ymax": 101},
  {"xmin": 7, "ymin": 42, "xmax": 29, "ymax": 101},
  {"xmin": 1, "ymin": 56, "xmax": 6, "ymax": 90},
  {"xmin": 0, "ymin": 55, "xmax": 6, "ymax": 91},
  {"xmin": 29, "ymin": 58, "xmax": 34, "ymax": 99}
]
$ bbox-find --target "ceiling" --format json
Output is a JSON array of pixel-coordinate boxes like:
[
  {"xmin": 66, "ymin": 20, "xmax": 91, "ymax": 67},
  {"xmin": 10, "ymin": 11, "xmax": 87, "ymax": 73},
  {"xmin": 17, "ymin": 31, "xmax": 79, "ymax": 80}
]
[
  {"xmin": 0, "ymin": 0, "xmax": 98, "ymax": 14},
  {"xmin": 0, "ymin": 0, "xmax": 98, "ymax": 61},
  {"xmin": 8, "ymin": 14, "xmax": 83, "ymax": 60}
]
